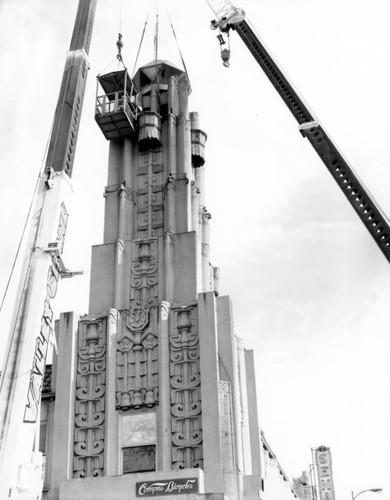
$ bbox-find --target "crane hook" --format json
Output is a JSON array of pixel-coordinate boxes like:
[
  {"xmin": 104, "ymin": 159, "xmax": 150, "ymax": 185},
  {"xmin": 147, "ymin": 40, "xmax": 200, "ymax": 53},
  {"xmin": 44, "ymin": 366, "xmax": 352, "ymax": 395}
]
[
  {"xmin": 221, "ymin": 48, "xmax": 230, "ymax": 67},
  {"xmin": 217, "ymin": 33, "xmax": 231, "ymax": 67},
  {"xmin": 116, "ymin": 33, "xmax": 123, "ymax": 62}
]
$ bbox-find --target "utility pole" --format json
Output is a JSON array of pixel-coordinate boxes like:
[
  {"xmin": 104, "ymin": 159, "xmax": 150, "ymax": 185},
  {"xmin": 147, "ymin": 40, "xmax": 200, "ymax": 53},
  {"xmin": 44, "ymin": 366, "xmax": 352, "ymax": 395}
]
[{"xmin": 0, "ymin": 1, "xmax": 97, "ymax": 498}]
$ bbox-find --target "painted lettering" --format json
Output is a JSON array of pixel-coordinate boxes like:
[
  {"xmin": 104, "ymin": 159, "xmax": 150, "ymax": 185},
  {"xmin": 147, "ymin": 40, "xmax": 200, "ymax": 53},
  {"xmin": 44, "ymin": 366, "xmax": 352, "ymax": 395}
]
[
  {"xmin": 138, "ymin": 482, "xmax": 166, "ymax": 496},
  {"xmin": 57, "ymin": 202, "xmax": 69, "ymax": 254},
  {"xmin": 24, "ymin": 203, "xmax": 67, "ymax": 422},
  {"xmin": 319, "ymin": 466, "xmax": 329, "ymax": 477},
  {"xmin": 46, "ymin": 264, "xmax": 59, "ymax": 299},
  {"xmin": 136, "ymin": 478, "xmax": 198, "ymax": 497}
]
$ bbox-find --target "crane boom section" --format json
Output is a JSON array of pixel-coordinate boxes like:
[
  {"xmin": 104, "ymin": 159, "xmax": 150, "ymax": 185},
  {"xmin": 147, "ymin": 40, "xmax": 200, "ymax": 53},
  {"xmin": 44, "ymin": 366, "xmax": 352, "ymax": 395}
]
[
  {"xmin": 206, "ymin": 0, "xmax": 238, "ymax": 21},
  {"xmin": 0, "ymin": 2, "xmax": 97, "ymax": 497},
  {"xmin": 231, "ymin": 18, "xmax": 390, "ymax": 262},
  {"xmin": 233, "ymin": 20, "xmax": 314, "ymax": 124}
]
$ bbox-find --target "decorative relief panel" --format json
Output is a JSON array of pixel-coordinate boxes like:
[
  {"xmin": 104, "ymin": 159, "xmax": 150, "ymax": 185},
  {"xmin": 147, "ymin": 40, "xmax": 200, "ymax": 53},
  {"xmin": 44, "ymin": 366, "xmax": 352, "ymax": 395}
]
[
  {"xmin": 73, "ymin": 316, "xmax": 107, "ymax": 478},
  {"xmin": 116, "ymin": 236, "xmax": 160, "ymax": 410},
  {"xmin": 116, "ymin": 307, "xmax": 159, "ymax": 410},
  {"xmin": 115, "ymin": 148, "xmax": 164, "ymax": 411},
  {"xmin": 137, "ymin": 151, "xmax": 164, "ymax": 239},
  {"xmin": 169, "ymin": 306, "xmax": 203, "ymax": 469},
  {"xmin": 130, "ymin": 238, "xmax": 158, "ymax": 307}
]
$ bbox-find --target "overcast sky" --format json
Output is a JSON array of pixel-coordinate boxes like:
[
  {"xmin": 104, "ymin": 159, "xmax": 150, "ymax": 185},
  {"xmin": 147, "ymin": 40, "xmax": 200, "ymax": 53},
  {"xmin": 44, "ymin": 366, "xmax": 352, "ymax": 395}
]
[{"xmin": 0, "ymin": 0, "xmax": 390, "ymax": 498}]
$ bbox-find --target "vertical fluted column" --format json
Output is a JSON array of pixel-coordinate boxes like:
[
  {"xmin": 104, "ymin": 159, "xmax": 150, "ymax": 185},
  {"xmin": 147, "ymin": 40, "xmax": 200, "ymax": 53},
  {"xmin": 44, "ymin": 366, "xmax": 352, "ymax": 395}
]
[
  {"xmin": 213, "ymin": 267, "xmax": 220, "ymax": 296},
  {"xmin": 191, "ymin": 182, "xmax": 199, "ymax": 234},
  {"xmin": 122, "ymin": 137, "xmax": 134, "ymax": 199},
  {"xmin": 48, "ymin": 312, "xmax": 79, "ymax": 500},
  {"xmin": 166, "ymin": 159, "xmax": 176, "ymax": 236},
  {"xmin": 164, "ymin": 231, "xmax": 175, "ymax": 301},
  {"xmin": 198, "ymin": 292, "xmax": 224, "ymax": 492},
  {"xmin": 195, "ymin": 166, "xmax": 206, "ymax": 210},
  {"xmin": 177, "ymin": 75, "xmax": 190, "ymax": 176},
  {"xmin": 111, "ymin": 137, "xmax": 135, "ymax": 310},
  {"xmin": 157, "ymin": 301, "xmax": 171, "ymax": 470},
  {"xmin": 195, "ymin": 165, "xmax": 206, "ymax": 271},
  {"xmin": 168, "ymin": 75, "xmax": 178, "ymax": 115},
  {"xmin": 189, "ymin": 111, "xmax": 207, "ymax": 169},
  {"xmin": 103, "ymin": 142, "xmax": 121, "ymax": 244},
  {"xmin": 190, "ymin": 111, "xmax": 200, "ymax": 131},
  {"xmin": 105, "ymin": 309, "xmax": 119, "ymax": 476},
  {"xmin": 167, "ymin": 76, "xmax": 177, "ymax": 235},
  {"xmin": 117, "ymin": 186, "xmax": 127, "ymax": 240},
  {"xmin": 236, "ymin": 339, "xmax": 252, "ymax": 475},
  {"xmin": 164, "ymin": 110, "xmax": 176, "ymax": 300},
  {"xmin": 160, "ymin": 76, "xmax": 177, "ymax": 470},
  {"xmin": 114, "ymin": 185, "xmax": 127, "ymax": 310},
  {"xmin": 117, "ymin": 137, "xmax": 135, "ymax": 242},
  {"xmin": 200, "ymin": 209, "xmax": 212, "ymax": 292},
  {"xmin": 175, "ymin": 74, "xmax": 192, "ymax": 233},
  {"xmin": 150, "ymin": 84, "xmax": 160, "ymax": 114}
]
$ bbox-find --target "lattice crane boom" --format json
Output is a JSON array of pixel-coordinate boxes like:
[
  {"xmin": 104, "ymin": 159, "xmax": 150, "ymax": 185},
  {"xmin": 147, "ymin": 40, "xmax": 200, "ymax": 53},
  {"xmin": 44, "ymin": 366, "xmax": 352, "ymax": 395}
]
[
  {"xmin": 207, "ymin": 2, "xmax": 390, "ymax": 263},
  {"xmin": 205, "ymin": 0, "xmax": 244, "ymax": 25}
]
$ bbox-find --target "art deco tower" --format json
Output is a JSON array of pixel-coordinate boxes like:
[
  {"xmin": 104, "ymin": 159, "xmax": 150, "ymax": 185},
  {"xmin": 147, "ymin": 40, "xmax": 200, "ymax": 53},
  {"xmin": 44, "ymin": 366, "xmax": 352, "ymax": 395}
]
[{"xmin": 44, "ymin": 58, "xmax": 263, "ymax": 499}]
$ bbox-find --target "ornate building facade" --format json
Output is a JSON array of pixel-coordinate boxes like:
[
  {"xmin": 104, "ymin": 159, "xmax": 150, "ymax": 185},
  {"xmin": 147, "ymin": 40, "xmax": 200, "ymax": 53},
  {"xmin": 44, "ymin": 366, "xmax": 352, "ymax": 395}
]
[{"xmin": 41, "ymin": 59, "xmax": 266, "ymax": 500}]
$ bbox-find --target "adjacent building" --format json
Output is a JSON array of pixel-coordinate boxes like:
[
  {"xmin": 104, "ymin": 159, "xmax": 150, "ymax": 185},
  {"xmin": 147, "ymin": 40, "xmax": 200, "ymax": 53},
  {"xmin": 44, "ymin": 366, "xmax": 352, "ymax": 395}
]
[{"xmin": 293, "ymin": 471, "xmax": 312, "ymax": 500}]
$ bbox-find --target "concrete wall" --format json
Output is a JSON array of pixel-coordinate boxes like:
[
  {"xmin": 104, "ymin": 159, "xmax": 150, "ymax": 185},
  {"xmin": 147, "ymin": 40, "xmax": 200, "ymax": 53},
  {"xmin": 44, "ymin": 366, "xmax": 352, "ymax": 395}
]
[
  {"xmin": 244, "ymin": 350, "xmax": 262, "ymax": 478},
  {"xmin": 89, "ymin": 243, "xmax": 116, "ymax": 314},
  {"xmin": 173, "ymin": 231, "xmax": 198, "ymax": 304},
  {"xmin": 47, "ymin": 312, "xmax": 78, "ymax": 500},
  {"xmin": 198, "ymin": 291, "xmax": 224, "ymax": 493}
]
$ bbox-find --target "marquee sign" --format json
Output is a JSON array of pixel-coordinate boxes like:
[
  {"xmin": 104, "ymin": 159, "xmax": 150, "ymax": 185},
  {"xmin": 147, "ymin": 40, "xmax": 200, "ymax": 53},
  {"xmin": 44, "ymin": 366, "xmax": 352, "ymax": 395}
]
[{"xmin": 136, "ymin": 478, "xmax": 198, "ymax": 497}]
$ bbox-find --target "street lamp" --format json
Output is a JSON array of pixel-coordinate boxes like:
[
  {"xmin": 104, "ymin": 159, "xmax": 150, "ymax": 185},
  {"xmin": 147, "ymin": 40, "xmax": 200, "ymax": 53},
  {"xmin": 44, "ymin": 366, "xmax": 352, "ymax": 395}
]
[{"xmin": 352, "ymin": 489, "xmax": 383, "ymax": 500}]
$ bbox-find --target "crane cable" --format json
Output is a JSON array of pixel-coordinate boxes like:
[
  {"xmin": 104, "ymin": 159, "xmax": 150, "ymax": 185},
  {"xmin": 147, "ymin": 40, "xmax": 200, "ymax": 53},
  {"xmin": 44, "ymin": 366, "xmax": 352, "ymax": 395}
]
[
  {"xmin": 131, "ymin": 0, "xmax": 191, "ymax": 87},
  {"xmin": 154, "ymin": 4, "xmax": 159, "ymax": 64},
  {"xmin": 119, "ymin": 0, "xmax": 122, "ymax": 34},
  {"xmin": 132, "ymin": 11, "xmax": 150, "ymax": 77},
  {"xmin": 116, "ymin": 0, "xmax": 126, "ymax": 70},
  {"xmin": 163, "ymin": 1, "xmax": 191, "ymax": 88},
  {"xmin": 153, "ymin": 3, "xmax": 161, "ymax": 90},
  {"xmin": 97, "ymin": 0, "xmax": 127, "ymax": 76}
]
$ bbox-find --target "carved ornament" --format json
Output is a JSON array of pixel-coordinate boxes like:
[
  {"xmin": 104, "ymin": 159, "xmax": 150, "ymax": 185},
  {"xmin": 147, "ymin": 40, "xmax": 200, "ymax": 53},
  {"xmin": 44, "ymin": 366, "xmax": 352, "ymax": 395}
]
[
  {"xmin": 169, "ymin": 306, "xmax": 203, "ymax": 469},
  {"xmin": 73, "ymin": 316, "xmax": 107, "ymax": 478}
]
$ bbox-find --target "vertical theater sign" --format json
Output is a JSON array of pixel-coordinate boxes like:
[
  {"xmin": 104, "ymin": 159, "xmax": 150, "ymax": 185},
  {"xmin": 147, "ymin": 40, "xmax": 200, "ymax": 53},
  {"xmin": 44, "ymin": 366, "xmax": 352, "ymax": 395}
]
[{"xmin": 314, "ymin": 446, "xmax": 336, "ymax": 500}]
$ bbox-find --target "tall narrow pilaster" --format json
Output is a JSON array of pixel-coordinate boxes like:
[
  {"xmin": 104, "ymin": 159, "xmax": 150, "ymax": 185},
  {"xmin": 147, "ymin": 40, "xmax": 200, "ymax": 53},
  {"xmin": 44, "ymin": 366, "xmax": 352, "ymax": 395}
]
[
  {"xmin": 156, "ymin": 301, "xmax": 171, "ymax": 470},
  {"xmin": 48, "ymin": 313, "xmax": 79, "ymax": 500},
  {"xmin": 175, "ymin": 74, "xmax": 192, "ymax": 233},
  {"xmin": 200, "ymin": 209, "xmax": 212, "ymax": 292}
]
